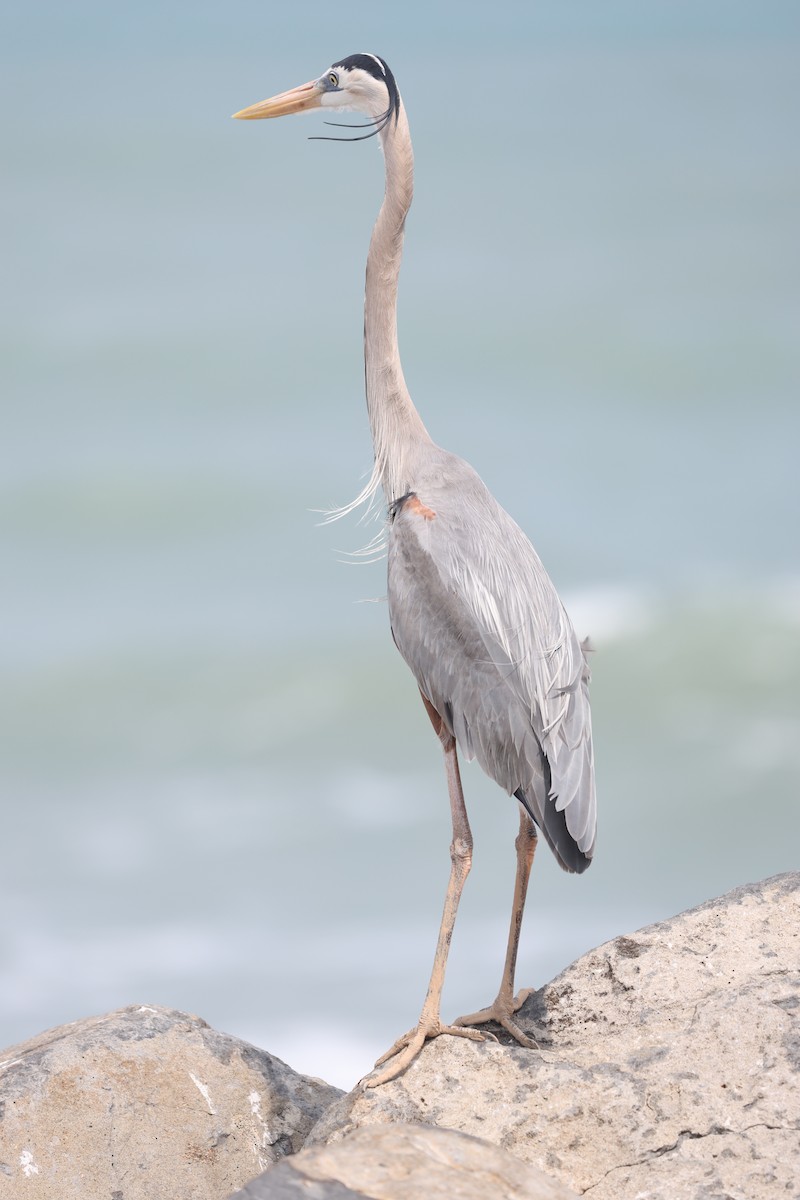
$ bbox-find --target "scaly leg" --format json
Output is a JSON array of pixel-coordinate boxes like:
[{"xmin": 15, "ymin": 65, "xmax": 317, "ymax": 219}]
[
  {"xmin": 365, "ymin": 694, "xmax": 492, "ymax": 1088},
  {"xmin": 453, "ymin": 805, "xmax": 539, "ymax": 1047}
]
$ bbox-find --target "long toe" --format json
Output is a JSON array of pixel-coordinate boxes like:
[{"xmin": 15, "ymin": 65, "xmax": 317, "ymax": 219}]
[
  {"xmin": 453, "ymin": 991, "xmax": 538, "ymax": 1049},
  {"xmin": 365, "ymin": 1028, "xmax": 428, "ymax": 1087},
  {"xmin": 492, "ymin": 1013, "xmax": 538, "ymax": 1048},
  {"xmin": 365, "ymin": 1020, "xmax": 493, "ymax": 1088},
  {"xmin": 373, "ymin": 1027, "xmax": 419, "ymax": 1068}
]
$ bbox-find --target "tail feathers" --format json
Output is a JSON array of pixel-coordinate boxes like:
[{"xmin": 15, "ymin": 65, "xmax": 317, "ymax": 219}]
[{"xmin": 515, "ymin": 786, "xmax": 593, "ymax": 874}]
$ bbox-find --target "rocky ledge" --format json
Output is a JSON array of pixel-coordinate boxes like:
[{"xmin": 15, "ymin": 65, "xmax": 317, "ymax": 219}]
[{"xmin": 1, "ymin": 873, "xmax": 798, "ymax": 1199}]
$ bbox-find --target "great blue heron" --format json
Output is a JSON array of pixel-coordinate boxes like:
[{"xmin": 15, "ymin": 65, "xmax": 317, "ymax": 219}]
[{"xmin": 234, "ymin": 53, "xmax": 596, "ymax": 1087}]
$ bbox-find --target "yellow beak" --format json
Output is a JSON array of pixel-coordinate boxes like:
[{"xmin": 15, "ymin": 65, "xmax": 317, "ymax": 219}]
[{"xmin": 232, "ymin": 81, "xmax": 322, "ymax": 120}]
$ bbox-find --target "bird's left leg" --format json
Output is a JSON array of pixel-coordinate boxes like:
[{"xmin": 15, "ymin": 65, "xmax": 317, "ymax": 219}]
[
  {"xmin": 453, "ymin": 805, "xmax": 539, "ymax": 1048},
  {"xmin": 365, "ymin": 694, "xmax": 491, "ymax": 1088}
]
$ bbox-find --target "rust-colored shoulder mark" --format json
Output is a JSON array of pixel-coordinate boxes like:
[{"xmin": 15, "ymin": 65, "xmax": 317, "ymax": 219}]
[
  {"xmin": 391, "ymin": 490, "xmax": 437, "ymax": 522},
  {"xmin": 406, "ymin": 494, "xmax": 436, "ymax": 520}
]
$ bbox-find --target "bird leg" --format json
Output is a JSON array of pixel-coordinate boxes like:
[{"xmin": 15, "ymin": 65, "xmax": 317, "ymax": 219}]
[
  {"xmin": 365, "ymin": 693, "xmax": 492, "ymax": 1088},
  {"xmin": 453, "ymin": 805, "xmax": 539, "ymax": 1048}
]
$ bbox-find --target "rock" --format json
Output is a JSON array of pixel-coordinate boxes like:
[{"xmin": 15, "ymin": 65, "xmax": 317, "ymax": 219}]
[
  {"xmin": 306, "ymin": 873, "xmax": 800, "ymax": 1200},
  {"xmin": 228, "ymin": 1123, "xmax": 577, "ymax": 1199},
  {"xmin": 0, "ymin": 1004, "xmax": 342, "ymax": 1199}
]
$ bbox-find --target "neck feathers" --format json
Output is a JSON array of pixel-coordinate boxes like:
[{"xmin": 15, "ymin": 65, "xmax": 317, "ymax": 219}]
[{"xmin": 361, "ymin": 99, "xmax": 430, "ymax": 508}]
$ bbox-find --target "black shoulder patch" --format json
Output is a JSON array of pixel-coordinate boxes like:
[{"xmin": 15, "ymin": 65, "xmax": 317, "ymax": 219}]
[{"xmin": 389, "ymin": 491, "xmax": 413, "ymax": 522}]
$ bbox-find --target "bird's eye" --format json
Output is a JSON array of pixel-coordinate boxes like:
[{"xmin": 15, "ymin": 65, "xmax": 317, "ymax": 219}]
[{"xmin": 328, "ymin": 72, "xmax": 338, "ymax": 88}]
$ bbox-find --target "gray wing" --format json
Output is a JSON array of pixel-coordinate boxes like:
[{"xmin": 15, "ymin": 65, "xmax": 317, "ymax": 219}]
[{"xmin": 387, "ymin": 464, "xmax": 596, "ymax": 872}]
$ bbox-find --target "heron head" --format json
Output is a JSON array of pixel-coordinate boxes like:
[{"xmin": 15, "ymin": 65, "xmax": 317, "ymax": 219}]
[{"xmin": 232, "ymin": 53, "xmax": 400, "ymax": 138}]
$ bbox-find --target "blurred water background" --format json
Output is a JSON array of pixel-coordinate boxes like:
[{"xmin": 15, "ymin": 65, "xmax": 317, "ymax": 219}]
[{"xmin": 2, "ymin": 1, "xmax": 799, "ymax": 1088}]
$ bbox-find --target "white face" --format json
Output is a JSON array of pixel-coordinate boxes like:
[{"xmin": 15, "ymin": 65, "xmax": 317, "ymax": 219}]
[{"xmin": 317, "ymin": 63, "xmax": 392, "ymax": 120}]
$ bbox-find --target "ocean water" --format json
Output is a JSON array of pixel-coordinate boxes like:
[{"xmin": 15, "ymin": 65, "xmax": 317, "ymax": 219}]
[{"xmin": 2, "ymin": 2, "xmax": 799, "ymax": 1088}]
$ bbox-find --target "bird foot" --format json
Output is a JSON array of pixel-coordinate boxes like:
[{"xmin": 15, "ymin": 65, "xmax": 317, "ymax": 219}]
[
  {"xmin": 453, "ymin": 987, "xmax": 538, "ymax": 1048},
  {"xmin": 364, "ymin": 1018, "xmax": 496, "ymax": 1089}
]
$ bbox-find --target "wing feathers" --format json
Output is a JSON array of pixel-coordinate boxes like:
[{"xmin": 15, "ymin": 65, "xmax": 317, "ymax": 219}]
[{"xmin": 387, "ymin": 465, "xmax": 596, "ymax": 870}]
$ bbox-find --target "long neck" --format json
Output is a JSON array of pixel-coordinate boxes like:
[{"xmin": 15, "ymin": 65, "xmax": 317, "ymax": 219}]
[{"xmin": 364, "ymin": 99, "xmax": 431, "ymax": 504}]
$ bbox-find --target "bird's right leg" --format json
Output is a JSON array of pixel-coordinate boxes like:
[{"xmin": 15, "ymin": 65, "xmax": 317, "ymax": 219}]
[
  {"xmin": 453, "ymin": 805, "xmax": 539, "ymax": 1047},
  {"xmin": 365, "ymin": 693, "xmax": 491, "ymax": 1088}
]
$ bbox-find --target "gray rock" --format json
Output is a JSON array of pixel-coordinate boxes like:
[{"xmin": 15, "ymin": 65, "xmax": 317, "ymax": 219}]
[
  {"xmin": 306, "ymin": 873, "xmax": 800, "ymax": 1200},
  {"xmin": 0, "ymin": 1004, "xmax": 342, "ymax": 1200},
  {"xmin": 228, "ymin": 1124, "xmax": 577, "ymax": 1199}
]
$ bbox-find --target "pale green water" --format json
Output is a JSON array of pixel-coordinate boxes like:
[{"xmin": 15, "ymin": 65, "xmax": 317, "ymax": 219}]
[{"xmin": 2, "ymin": 2, "xmax": 799, "ymax": 1086}]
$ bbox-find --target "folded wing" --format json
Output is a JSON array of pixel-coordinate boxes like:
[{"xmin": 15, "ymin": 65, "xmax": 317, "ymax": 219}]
[{"xmin": 387, "ymin": 466, "xmax": 596, "ymax": 872}]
